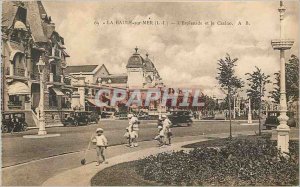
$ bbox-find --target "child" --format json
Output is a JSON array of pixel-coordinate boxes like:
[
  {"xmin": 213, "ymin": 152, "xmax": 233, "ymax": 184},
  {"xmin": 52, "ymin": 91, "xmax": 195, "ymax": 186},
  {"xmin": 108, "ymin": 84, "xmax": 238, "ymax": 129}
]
[
  {"xmin": 154, "ymin": 126, "xmax": 164, "ymax": 147},
  {"xmin": 91, "ymin": 128, "xmax": 108, "ymax": 166},
  {"xmin": 124, "ymin": 127, "xmax": 131, "ymax": 146}
]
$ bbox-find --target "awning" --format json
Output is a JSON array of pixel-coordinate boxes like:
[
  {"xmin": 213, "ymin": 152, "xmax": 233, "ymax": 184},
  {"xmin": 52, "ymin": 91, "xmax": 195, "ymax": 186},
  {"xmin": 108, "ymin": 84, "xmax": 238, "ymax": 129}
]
[
  {"xmin": 14, "ymin": 21, "xmax": 27, "ymax": 31},
  {"xmin": 51, "ymin": 87, "xmax": 65, "ymax": 96},
  {"xmin": 8, "ymin": 81, "xmax": 30, "ymax": 95}
]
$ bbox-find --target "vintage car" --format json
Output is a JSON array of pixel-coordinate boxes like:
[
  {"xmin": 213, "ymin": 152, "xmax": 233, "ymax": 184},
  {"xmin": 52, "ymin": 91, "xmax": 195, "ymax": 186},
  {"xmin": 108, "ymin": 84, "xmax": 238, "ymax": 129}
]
[
  {"xmin": 114, "ymin": 111, "xmax": 128, "ymax": 120},
  {"xmin": 63, "ymin": 111, "xmax": 93, "ymax": 126},
  {"xmin": 88, "ymin": 112, "xmax": 100, "ymax": 124},
  {"xmin": 263, "ymin": 111, "xmax": 297, "ymax": 130},
  {"xmin": 168, "ymin": 110, "xmax": 193, "ymax": 127},
  {"xmin": 1, "ymin": 112, "xmax": 28, "ymax": 133},
  {"xmin": 101, "ymin": 111, "xmax": 114, "ymax": 119},
  {"xmin": 137, "ymin": 112, "xmax": 150, "ymax": 120}
]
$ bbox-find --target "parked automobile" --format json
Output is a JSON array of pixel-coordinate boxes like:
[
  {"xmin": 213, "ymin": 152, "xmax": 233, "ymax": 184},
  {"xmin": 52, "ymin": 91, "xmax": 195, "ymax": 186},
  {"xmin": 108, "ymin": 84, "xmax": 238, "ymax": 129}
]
[
  {"xmin": 1, "ymin": 112, "xmax": 28, "ymax": 133},
  {"xmin": 263, "ymin": 111, "xmax": 296, "ymax": 130},
  {"xmin": 168, "ymin": 110, "xmax": 193, "ymax": 127},
  {"xmin": 88, "ymin": 112, "xmax": 100, "ymax": 124},
  {"xmin": 137, "ymin": 112, "xmax": 150, "ymax": 120},
  {"xmin": 101, "ymin": 111, "xmax": 114, "ymax": 118},
  {"xmin": 114, "ymin": 111, "xmax": 128, "ymax": 120},
  {"xmin": 63, "ymin": 111, "xmax": 90, "ymax": 126}
]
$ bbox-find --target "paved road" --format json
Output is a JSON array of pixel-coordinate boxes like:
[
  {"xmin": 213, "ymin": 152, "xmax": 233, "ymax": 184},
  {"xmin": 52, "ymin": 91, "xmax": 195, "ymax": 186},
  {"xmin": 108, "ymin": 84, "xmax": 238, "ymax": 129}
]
[
  {"xmin": 2, "ymin": 120, "xmax": 258, "ymax": 168},
  {"xmin": 2, "ymin": 120, "xmax": 259, "ymax": 186}
]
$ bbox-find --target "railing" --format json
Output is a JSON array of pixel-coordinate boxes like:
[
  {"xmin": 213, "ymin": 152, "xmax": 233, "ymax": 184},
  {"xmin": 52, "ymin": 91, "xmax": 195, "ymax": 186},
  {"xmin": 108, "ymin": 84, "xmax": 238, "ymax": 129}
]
[
  {"xmin": 14, "ymin": 68, "xmax": 25, "ymax": 77},
  {"xmin": 8, "ymin": 101, "xmax": 22, "ymax": 107}
]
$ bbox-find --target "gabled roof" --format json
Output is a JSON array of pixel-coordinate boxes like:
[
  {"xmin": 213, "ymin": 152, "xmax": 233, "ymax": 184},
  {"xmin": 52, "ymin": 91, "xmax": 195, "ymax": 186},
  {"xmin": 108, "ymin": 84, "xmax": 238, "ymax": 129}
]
[
  {"xmin": 2, "ymin": 1, "xmax": 63, "ymax": 43},
  {"xmin": 2, "ymin": 1, "xmax": 19, "ymax": 28},
  {"xmin": 26, "ymin": 1, "xmax": 48, "ymax": 42},
  {"xmin": 100, "ymin": 73, "xmax": 128, "ymax": 84},
  {"xmin": 65, "ymin": 65, "xmax": 98, "ymax": 74}
]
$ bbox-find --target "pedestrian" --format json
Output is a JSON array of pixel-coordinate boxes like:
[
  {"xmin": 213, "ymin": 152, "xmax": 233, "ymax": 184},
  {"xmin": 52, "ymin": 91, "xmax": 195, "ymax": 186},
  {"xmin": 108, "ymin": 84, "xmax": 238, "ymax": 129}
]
[
  {"xmin": 162, "ymin": 114, "xmax": 172, "ymax": 146},
  {"xmin": 124, "ymin": 127, "xmax": 131, "ymax": 146},
  {"xmin": 154, "ymin": 124, "xmax": 164, "ymax": 146},
  {"xmin": 91, "ymin": 128, "xmax": 108, "ymax": 166},
  {"xmin": 127, "ymin": 114, "xmax": 140, "ymax": 147}
]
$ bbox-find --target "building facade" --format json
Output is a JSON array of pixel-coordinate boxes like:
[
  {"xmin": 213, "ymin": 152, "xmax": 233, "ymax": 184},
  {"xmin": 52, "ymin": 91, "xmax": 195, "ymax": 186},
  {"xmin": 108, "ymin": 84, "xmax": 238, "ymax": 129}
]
[
  {"xmin": 126, "ymin": 47, "xmax": 162, "ymax": 89},
  {"xmin": 1, "ymin": 1, "xmax": 71, "ymax": 127}
]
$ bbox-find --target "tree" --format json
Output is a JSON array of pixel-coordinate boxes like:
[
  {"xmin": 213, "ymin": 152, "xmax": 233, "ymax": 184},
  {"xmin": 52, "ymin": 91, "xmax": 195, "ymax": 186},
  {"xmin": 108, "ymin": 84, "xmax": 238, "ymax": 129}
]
[
  {"xmin": 245, "ymin": 66, "xmax": 271, "ymax": 135},
  {"xmin": 270, "ymin": 55, "xmax": 299, "ymax": 104},
  {"xmin": 216, "ymin": 54, "xmax": 244, "ymax": 138}
]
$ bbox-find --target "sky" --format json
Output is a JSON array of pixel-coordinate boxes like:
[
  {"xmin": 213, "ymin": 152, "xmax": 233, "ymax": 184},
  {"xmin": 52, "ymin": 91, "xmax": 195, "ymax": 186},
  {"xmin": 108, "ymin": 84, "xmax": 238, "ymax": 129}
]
[{"xmin": 43, "ymin": 0, "xmax": 299, "ymax": 98}]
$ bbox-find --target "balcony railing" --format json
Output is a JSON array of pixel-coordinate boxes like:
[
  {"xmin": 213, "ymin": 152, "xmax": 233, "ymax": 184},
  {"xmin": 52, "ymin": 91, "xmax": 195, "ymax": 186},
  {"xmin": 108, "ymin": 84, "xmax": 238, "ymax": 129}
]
[
  {"xmin": 8, "ymin": 101, "xmax": 22, "ymax": 107},
  {"xmin": 14, "ymin": 68, "xmax": 25, "ymax": 77}
]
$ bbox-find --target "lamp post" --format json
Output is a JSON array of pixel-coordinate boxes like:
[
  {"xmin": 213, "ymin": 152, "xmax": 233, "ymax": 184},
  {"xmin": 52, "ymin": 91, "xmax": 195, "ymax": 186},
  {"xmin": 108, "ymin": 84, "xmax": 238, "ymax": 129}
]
[
  {"xmin": 37, "ymin": 55, "xmax": 47, "ymax": 135},
  {"xmin": 271, "ymin": 0, "xmax": 294, "ymax": 154},
  {"xmin": 248, "ymin": 98, "xmax": 252, "ymax": 124}
]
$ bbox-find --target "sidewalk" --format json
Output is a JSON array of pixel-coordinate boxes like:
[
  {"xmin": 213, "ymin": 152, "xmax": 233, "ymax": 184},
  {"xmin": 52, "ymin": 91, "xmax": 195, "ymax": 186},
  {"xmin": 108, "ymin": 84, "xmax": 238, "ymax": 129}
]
[{"xmin": 42, "ymin": 131, "xmax": 255, "ymax": 186}]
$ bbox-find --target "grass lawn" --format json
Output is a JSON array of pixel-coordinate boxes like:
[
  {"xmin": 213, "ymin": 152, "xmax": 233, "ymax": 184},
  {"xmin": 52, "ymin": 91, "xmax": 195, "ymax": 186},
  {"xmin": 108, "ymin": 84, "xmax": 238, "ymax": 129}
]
[
  {"xmin": 91, "ymin": 161, "xmax": 160, "ymax": 186},
  {"xmin": 91, "ymin": 134, "xmax": 299, "ymax": 186}
]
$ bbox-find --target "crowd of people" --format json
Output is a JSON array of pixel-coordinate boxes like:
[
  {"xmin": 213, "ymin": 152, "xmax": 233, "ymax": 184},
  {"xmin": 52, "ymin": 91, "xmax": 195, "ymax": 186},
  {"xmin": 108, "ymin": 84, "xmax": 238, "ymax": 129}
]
[{"xmin": 91, "ymin": 113, "xmax": 173, "ymax": 166}]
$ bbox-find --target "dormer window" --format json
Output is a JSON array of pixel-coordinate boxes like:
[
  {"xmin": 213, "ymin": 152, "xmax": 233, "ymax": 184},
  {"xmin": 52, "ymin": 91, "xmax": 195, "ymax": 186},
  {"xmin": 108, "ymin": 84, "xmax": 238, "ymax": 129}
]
[
  {"xmin": 11, "ymin": 6, "xmax": 27, "ymax": 43},
  {"xmin": 15, "ymin": 6, "xmax": 27, "ymax": 23},
  {"xmin": 52, "ymin": 44, "xmax": 61, "ymax": 58}
]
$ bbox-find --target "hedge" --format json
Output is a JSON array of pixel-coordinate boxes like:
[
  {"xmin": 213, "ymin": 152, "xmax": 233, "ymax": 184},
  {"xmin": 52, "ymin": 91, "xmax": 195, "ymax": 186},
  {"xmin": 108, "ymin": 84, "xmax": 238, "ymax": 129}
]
[{"xmin": 135, "ymin": 137, "xmax": 299, "ymax": 186}]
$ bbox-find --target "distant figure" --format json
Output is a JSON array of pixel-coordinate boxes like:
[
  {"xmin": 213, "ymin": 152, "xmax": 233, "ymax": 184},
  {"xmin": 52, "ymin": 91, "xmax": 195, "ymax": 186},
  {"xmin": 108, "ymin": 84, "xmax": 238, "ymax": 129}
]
[
  {"xmin": 124, "ymin": 127, "xmax": 131, "ymax": 146},
  {"xmin": 162, "ymin": 114, "xmax": 172, "ymax": 145},
  {"xmin": 154, "ymin": 126, "xmax": 164, "ymax": 147},
  {"xmin": 92, "ymin": 128, "xmax": 108, "ymax": 166},
  {"xmin": 127, "ymin": 114, "xmax": 140, "ymax": 147}
]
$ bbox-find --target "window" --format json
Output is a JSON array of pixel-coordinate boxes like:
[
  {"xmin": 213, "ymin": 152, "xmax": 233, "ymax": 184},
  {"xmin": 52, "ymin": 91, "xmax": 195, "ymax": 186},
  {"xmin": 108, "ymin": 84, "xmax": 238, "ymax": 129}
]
[
  {"xmin": 16, "ymin": 7, "xmax": 27, "ymax": 23},
  {"xmin": 8, "ymin": 95, "xmax": 22, "ymax": 106},
  {"xmin": 49, "ymin": 89, "xmax": 57, "ymax": 107},
  {"xmin": 9, "ymin": 95, "xmax": 20, "ymax": 102}
]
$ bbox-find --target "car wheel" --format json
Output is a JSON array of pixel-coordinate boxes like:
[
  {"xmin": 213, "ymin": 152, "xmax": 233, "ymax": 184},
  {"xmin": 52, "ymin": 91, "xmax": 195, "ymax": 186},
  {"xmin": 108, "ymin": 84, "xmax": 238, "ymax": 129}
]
[
  {"xmin": 74, "ymin": 121, "xmax": 79, "ymax": 127},
  {"xmin": 22, "ymin": 123, "xmax": 28, "ymax": 131},
  {"xmin": 2, "ymin": 125, "xmax": 8, "ymax": 133}
]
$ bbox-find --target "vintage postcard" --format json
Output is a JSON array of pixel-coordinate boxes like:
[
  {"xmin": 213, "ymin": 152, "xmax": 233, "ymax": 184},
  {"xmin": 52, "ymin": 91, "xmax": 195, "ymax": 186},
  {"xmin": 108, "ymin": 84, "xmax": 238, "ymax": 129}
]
[{"xmin": 1, "ymin": 0, "xmax": 299, "ymax": 186}]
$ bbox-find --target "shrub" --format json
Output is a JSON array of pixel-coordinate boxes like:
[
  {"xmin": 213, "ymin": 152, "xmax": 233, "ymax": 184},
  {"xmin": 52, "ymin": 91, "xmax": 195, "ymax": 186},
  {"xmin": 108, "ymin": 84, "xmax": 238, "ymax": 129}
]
[{"xmin": 135, "ymin": 137, "xmax": 299, "ymax": 186}]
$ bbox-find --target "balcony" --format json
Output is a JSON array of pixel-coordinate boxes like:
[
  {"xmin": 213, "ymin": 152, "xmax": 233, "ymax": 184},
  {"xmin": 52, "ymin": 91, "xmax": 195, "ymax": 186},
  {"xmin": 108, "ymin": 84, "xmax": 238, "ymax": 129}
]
[
  {"xmin": 271, "ymin": 39, "xmax": 294, "ymax": 50},
  {"xmin": 8, "ymin": 101, "xmax": 22, "ymax": 108},
  {"xmin": 14, "ymin": 68, "xmax": 25, "ymax": 77}
]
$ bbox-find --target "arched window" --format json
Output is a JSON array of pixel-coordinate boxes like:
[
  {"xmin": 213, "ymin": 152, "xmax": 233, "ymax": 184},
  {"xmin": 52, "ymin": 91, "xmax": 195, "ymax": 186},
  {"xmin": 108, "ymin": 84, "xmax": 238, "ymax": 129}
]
[{"xmin": 13, "ymin": 53, "xmax": 25, "ymax": 77}]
